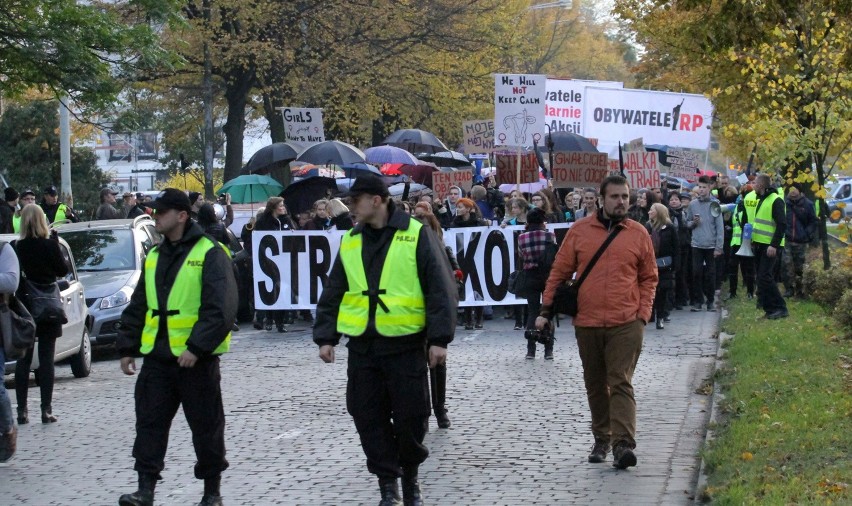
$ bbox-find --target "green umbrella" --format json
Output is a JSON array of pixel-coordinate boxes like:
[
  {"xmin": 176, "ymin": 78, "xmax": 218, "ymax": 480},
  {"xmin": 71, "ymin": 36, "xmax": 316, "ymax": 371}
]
[{"xmin": 218, "ymin": 174, "xmax": 284, "ymax": 203}]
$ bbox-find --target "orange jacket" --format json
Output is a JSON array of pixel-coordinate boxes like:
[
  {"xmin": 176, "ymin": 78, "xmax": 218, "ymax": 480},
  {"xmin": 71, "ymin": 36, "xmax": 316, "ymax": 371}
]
[{"xmin": 542, "ymin": 214, "xmax": 658, "ymax": 327}]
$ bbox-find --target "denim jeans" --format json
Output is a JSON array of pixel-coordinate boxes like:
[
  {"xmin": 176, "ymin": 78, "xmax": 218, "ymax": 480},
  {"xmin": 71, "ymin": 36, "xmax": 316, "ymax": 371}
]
[{"xmin": 0, "ymin": 345, "xmax": 13, "ymax": 434}]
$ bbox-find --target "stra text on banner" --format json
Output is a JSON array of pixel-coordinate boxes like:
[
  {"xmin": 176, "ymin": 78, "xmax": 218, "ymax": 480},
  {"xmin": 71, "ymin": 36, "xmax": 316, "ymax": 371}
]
[
  {"xmin": 495, "ymin": 152, "xmax": 539, "ymax": 184},
  {"xmin": 252, "ymin": 224, "xmax": 571, "ymax": 310}
]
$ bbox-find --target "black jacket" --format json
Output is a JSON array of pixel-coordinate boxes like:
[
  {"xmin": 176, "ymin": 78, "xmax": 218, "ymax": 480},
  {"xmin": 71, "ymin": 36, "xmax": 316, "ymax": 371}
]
[
  {"xmin": 40, "ymin": 201, "xmax": 79, "ymax": 223},
  {"xmin": 450, "ymin": 214, "xmax": 487, "ymax": 228},
  {"xmin": 645, "ymin": 223, "xmax": 680, "ymax": 288},
  {"xmin": 126, "ymin": 204, "xmax": 147, "ymax": 219},
  {"xmin": 14, "ymin": 236, "xmax": 70, "ymax": 339},
  {"xmin": 668, "ymin": 206, "xmax": 691, "ymax": 247},
  {"xmin": 313, "ymin": 201, "xmax": 457, "ymax": 354},
  {"xmin": 0, "ymin": 202, "xmax": 14, "ymax": 234},
  {"xmin": 117, "ymin": 221, "xmax": 237, "ymax": 361},
  {"xmin": 255, "ymin": 211, "xmax": 295, "ymax": 232},
  {"xmin": 330, "ymin": 212, "xmax": 354, "ymax": 230},
  {"xmin": 785, "ymin": 196, "xmax": 817, "ymax": 244}
]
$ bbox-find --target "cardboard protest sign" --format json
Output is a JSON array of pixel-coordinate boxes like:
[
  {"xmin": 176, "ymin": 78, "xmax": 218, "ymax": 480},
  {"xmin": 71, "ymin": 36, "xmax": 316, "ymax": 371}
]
[
  {"xmin": 550, "ymin": 151, "xmax": 611, "ymax": 188},
  {"xmin": 664, "ymin": 148, "xmax": 703, "ymax": 182},
  {"xmin": 280, "ymin": 108, "xmax": 325, "ymax": 143},
  {"xmin": 253, "ymin": 224, "xmax": 571, "ymax": 309},
  {"xmin": 495, "ymin": 152, "xmax": 539, "ymax": 184},
  {"xmin": 462, "ymin": 119, "xmax": 496, "ymax": 153},
  {"xmin": 432, "ymin": 169, "xmax": 474, "ymax": 201},
  {"xmin": 619, "ymin": 139, "xmax": 661, "ymax": 189},
  {"xmin": 494, "ymin": 74, "xmax": 547, "ymax": 147}
]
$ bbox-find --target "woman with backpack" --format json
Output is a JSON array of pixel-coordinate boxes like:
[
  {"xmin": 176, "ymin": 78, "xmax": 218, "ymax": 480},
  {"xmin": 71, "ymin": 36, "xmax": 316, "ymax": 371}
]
[{"xmin": 517, "ymin": 208, "xmax": 557, "ymax": 359}]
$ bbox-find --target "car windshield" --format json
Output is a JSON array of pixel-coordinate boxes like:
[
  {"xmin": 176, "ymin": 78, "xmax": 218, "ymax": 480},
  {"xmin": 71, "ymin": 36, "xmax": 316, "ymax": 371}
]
[{"xmin": 61, "ymin": 229, "xmax": 135, "ymax": 271}]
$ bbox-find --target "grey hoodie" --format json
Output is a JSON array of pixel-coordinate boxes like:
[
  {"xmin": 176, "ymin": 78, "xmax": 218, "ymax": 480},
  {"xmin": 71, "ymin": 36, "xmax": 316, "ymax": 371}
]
[{"xmin": 685, "ymin": 196, "xmax": 724, "ymax": 250}]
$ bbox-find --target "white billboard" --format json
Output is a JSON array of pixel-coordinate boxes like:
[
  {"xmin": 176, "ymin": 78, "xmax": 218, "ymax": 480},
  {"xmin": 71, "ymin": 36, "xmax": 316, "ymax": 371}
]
[
  {"xmin": 544, "ymin": 79, "xmax": 623, "ymax": 136},
  {"xmin": 494, "ymin": 74, "xmax": 547, "ymax": 148},
  {"xmin": 583, "ymin": 88, "xmax": 713, "ymax": 150}
]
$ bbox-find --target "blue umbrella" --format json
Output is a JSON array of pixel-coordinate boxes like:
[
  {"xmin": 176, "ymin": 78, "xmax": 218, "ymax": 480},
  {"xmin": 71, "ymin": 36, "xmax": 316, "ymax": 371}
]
[
  {"xmin": 340, "ymin": 162, "xmax": 382, "ymax": 178},
  {"xmin": 364, "ymin": 145, "xmax": 420, "ymax": 165}
]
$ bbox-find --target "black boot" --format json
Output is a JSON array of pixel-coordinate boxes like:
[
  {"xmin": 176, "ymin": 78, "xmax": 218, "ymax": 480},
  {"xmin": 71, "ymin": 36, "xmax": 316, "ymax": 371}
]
[
  {"xmin": 41, "ymin": 405, "xmax": 57, "ymax": 424},
  {"xmin": 430, "ymin": 364, "xmax": 450, "ymax": 429},
  {"xmin": 16, "ymin": 407, "xmax": 28, "ymax": 425},
  {"xmin": 402, "ymin": 467, "xmax": 423, "ymax": 506},
  {"xmin": 119, "ymin": 473, "xmax": 157, "ymax": 506},
  {"xmin": 655, "ymin": 317, "xmax": 664, "ymax": 330},
  {"xmin": 378, "ymin": 477, "xmax": 402, "ymax": 506},
  {"xmin": 197, "ymin": 475, "xmax": 223, "ymax": 505}
]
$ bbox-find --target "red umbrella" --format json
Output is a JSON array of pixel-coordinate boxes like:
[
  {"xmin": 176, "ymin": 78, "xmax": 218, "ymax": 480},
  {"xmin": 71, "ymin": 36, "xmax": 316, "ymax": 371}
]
[
  {"xmin": 392, "ymin": 162, "xmax": 440, "ymax": 187},
  {"xmin": 380, "ymin": 163, "xmax": 404, "ymax": 176}
]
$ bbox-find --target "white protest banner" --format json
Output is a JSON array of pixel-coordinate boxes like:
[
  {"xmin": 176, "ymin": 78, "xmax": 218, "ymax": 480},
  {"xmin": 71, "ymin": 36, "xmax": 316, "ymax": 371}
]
[
  {"xmin": 545, "ymin": 79, "xmax": 622, "ymax": 136},
  {"xmin": 550, "ymin": 151, "xmax": 611, "ymax": 188},
  {"xmin": 494, "ymin": 74, "xmax": 547, "ymax": 147},
  {"xmin": 280, "ymin": 107, "xmax": 325, "ymax": 143},
  {"xmin": 253, "ymin": 224, "xmax": 571, "ymax": 310},
  {"xmin": 583, "ymin": 87, "xmax": 713, "ymax": 150},
  {"xmin": 462, "ymin": 119, "xmax": 496, "ymax": 153},
  {"xmin": 495, "ymin": 152, "xmax": 539, "ymax": 184},
  {"xmin": 432, "ymin": 169, "xmax": 474, "ymax": 201},
  {"xmin": 664, "ymin": 148, "xmax": 703, "ymax": 182}
]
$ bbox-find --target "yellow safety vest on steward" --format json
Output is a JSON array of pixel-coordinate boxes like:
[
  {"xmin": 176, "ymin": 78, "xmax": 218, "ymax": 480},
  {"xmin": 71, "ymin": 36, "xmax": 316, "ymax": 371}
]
[
  {"xmin": 12, "ymin": 214, "xmax": 21, "ymax": 233},
  {"xmin": 731, "ymin": 207, "xmax": 744, "ymax": 247},
  {"xmin": 336, "ymin": 220, "xmax": 426, "ymax": 337},
  {"xmin": 141, "ymin": 236, "xmax": 231, "ymax": 356},
  {"xmin": 752, "ymin": 192, "xmax": 785, "ymax": 246}
]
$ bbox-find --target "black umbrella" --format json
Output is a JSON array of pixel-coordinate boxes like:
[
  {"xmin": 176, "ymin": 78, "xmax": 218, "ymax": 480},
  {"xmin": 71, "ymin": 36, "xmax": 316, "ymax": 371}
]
[
  {"xmin": 241, "ymin": 142, "xmax": 301, "ymax": 175},
  {"xmin": 419, "ymin": 150, "xmax": 472, "ymax": 168},
  {"xmin": 382, "ymin": 129, "xmax": 448, "ymax": 154},
  {"xmin": 295, "ymin": 140, "xmax": 366, "ymax": 167},
  {"xmin": 546, "ymin": 131, "xmax": 599, "ymax": 152},
  {"xmin": 279, "ymin": 176, "xmax": 339, "ymax": 216}
]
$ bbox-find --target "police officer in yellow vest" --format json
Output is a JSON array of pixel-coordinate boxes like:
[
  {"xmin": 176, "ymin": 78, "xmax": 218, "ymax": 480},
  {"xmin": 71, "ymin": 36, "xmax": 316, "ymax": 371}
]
[
  {"xmin": 116, "ymin": 188, "xmax": 237, "ymax": 506},
  {"xmin": 741, "ymin": 174, "xmax": 788, "ymax": 319},
  {"xmin": 13, "ymin": 189, "xmax": 37, "ymax": 233},
  {"xmin": 314, "ymin": 175, "xmax": 458, "ymax": 506},
  {"xmin": 40, "ymin": 185, "xmax": 78, "ymax": 224}
]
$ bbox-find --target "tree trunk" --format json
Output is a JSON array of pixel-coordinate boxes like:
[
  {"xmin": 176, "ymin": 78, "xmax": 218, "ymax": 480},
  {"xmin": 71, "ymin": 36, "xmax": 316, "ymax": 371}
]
[
  {"xmin": 815, "ymin": 161, "xmax": 832, "ymax": 270},
  {"xmin": 262, "ymin": 92, "xmax": 286, "ymax": 143},
  {"xmin": 222, "ymin": 71, "xmax": 255, "ymax": 183}
]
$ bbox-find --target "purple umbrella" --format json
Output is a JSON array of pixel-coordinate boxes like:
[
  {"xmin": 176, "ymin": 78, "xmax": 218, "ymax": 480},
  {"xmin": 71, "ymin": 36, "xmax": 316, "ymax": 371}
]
[{"xmin": 364, "ymin": 145, "xmax": 420, "ymax": 165}]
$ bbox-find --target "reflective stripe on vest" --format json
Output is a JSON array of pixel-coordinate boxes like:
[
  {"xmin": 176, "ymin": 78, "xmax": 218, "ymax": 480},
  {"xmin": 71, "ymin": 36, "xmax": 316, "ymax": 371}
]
[
  {"xmin": 752, "ymin": 192, "xmax": 784, "ymax": 246},
  {"xmin": 140, "ymin": 236, "xmax": 231, "ymax": 356},
  {"xmin": 336, "ymin": 220, "xmax": 426, "ymax": 337}
]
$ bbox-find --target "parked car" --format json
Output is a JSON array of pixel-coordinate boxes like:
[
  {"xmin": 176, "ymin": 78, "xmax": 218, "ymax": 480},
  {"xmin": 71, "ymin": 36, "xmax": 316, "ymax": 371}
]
[
  {"xmin": 826, "ymin": 177, "xmax": 851, "ymax": 223},
  {"xmin": 57, "ymin": 216, "xmax": 161, "ymax": 346},
  {"xmin": 2, "ymin": 234, "xmax": 91, "ymax": 378}
]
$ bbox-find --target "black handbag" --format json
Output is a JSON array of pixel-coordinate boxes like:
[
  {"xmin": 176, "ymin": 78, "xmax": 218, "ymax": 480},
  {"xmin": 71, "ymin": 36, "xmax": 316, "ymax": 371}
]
[
  {"xmin": 18, "ymin": 276, "xmax": 67, "ymax": 325},
  {"xmin": 1, "ymin": 293, "xmax": 37, "ymax": 359},
  {"xmin": 553, "ymin": 227, "xmax": 623, "ymax": 317}
]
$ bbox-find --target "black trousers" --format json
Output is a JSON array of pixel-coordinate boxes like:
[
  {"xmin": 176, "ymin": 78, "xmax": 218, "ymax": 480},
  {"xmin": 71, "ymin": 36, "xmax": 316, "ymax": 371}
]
[
  {"xmin": 133, "ymin": 357, "xmax": 228, "ymax": 480},
  {"xmin": 15, "ymin": 336, "xmax": 57, "ymax": 410},
  {"xmin": 754, "ymin": 244, "xmax": 787, "ymax": 314},
  {"xmin": 347, "ymin": 347, "xmax": 430, "ymax": 479},
  {"xmin": 691, "ymin": 247, "xmax": 717, "ymax": 306},
  {"xmin": 674, "ymin": 246, "xmax": 690, "ymax": 306},
  {"xmin": 727, "ymin": 246, "xmax": 755, "ymax": 296}
]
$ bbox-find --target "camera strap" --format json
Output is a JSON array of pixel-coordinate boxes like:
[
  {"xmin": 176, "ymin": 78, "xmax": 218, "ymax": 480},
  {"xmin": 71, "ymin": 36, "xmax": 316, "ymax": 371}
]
[{"xmin": 572, "ymin": 225, "xmax": 624, "ymax": 292}]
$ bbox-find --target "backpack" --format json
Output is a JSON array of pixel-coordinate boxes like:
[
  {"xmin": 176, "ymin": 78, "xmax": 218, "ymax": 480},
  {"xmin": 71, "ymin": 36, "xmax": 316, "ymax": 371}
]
[{"xmin": 537, "ymin": 241, "xmax": 558, "ymax": 278}]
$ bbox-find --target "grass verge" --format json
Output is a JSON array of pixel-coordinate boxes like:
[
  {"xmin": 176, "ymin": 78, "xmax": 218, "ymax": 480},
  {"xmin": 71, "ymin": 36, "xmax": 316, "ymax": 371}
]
[{"xmin": 700, "ymin": 294, "xmax": 852, "ymax": 504}]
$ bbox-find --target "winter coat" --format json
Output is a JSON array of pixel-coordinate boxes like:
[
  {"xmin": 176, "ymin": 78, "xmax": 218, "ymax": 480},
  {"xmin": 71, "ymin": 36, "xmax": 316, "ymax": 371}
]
[
  {"xmin": 14, "ymin": 236, "xmax": 70, "ymax": 339},
  {"xmin": 645, "ymin": 223, "xmax": 680, "ymax": 289},
  {"xmin": 785, "ymin": 196, "xmax": 817, "ymax": 244},
  {"xmin": 541, "ymin": 211, "xmax": 658, "ymax": 327}
]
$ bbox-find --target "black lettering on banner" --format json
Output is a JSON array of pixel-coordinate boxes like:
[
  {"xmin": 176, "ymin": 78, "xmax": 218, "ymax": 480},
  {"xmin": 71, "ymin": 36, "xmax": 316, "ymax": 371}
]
[
  {"xmin": 456, "ymin": 231, "xmax": 482, "ymax": 300},
  {"xmin": 258, "ymin": 234, "xmax": 280, "ymax": 305},
  {"xmin": 484, "ymin": 230, "xmax": 510, "ymax": 300},
  {"xmin": 308, "ymin": 236, "xmax": 331, "ymax": 304},
  {"xmin": 281, "ymin": 235, "xmax": 306, "ymax": 304}
]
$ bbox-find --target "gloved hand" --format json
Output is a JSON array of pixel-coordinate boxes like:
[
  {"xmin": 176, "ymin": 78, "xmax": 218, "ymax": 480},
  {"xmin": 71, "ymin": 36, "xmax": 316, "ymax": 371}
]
[{"xmin": 454, "ymin": 269, "xmax": 463, "ymax": 281}]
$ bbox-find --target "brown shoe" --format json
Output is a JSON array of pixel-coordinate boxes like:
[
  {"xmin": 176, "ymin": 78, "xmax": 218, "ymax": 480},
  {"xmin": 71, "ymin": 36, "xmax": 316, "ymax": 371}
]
[{"xmin": 0, "ymin": 426, "xmax": 17, "ymax": 462}]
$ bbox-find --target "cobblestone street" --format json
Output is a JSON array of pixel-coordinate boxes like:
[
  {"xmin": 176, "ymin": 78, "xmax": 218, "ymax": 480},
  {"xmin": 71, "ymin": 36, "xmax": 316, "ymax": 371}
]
[{"xmin": 1, "ymin": 309, "xmax": 718, "ymax": 505}]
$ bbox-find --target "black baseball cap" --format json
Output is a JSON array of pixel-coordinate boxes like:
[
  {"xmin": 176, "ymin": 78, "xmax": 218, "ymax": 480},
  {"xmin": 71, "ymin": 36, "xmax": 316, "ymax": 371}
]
[
  {"xmin": 44, "ymin": 185, "xmax": 58, "ymax": 195},
  {"xmin": 339, "ymin": 174, "xmax": 389, "ymax": 198},
  {"xmin": 148, "ymin": 188, "xmax": 192, "ymax": 213},
  {"xmin": 21, "ymin": 189, "xmax": 36, "ymax": 198},
  {"xmin": 679, "ymin": 192, "xmax": 692, "ymax": 200}
]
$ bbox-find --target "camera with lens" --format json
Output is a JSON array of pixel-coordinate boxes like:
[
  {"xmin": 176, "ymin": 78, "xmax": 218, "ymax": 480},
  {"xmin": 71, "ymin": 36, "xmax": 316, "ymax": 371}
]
[{"xmin": 524, "ymin": 328, "xmax": 553, "ymax": 345}]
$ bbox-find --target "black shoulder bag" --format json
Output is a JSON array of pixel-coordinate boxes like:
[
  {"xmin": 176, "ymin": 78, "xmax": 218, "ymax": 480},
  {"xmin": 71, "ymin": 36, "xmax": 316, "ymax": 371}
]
[{"xmin": 553, "ymin": 226, "xmax": 623, "ymax": 317}]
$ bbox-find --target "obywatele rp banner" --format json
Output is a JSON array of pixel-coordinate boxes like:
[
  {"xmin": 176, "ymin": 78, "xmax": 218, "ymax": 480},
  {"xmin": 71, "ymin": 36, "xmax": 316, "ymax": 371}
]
[
  {"xmin": 545, "ymin": 79, "xmax": 623, "ymax": 136},
  {"xmin": 252, "ymin": 224, "xmax": 571, "ymax": 310},
  {"xmin": 583, "ymin": 87, "xmax": 713, "ymax": 150}
]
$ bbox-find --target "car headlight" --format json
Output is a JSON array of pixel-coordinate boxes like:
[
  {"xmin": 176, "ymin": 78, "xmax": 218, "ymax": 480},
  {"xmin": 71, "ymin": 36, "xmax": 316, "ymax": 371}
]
[{"xmin": 100, "ymin": 286, "xmax": 134, "ymax": 309}]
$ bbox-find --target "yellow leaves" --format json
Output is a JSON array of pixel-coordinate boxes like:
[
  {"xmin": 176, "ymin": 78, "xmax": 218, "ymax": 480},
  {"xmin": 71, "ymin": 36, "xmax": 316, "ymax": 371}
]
[
  {"xmin": 831, "ymin": 210, "xmax": 843, "ymax": 221},
  {"xmin": 741, "ymin": 451, "xmax": 754, "ymax": 461},
  {"xmin": 817, "ymin": 480, "xmax": 849, "ymax": 497}
]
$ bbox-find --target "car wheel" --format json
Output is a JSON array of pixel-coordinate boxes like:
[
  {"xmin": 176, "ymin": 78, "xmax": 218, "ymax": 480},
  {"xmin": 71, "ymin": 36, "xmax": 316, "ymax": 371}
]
[{"xmin": 70, "ymin": 329, "xmax": 92, "ymax": 378}]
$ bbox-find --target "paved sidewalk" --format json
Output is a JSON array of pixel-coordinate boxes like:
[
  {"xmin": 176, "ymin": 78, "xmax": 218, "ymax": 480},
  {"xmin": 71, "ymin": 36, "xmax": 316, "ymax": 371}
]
[{"xmin": 0, "ymin": 308, "xmax": 718, "ymax": 505}]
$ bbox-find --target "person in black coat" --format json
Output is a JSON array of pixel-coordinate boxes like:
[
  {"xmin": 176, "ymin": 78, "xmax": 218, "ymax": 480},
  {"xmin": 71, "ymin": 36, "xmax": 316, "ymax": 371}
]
[
  {"xmin": 646, "ymin": 203, "xmax": 680, "ymax": 329},
  {"xmin": 667, "ymin": 192, "xmax": 692, "ymax": 308},
  {"xmin": 327, "ymin": 198, "xmax": 354, "ymax": 230},
  {"xmin": 0, "ymin": 187, "xmax": 18, "ymax": 234},
  {"xmin": 449, "ymin": 198, "xmax": 488, "ymax": 330},
  {"xmin": 13, "ymin": 204, "xmax": 69, "ymax": 424},
  {"xmin": 253, "ymin": 197, "xmax": 296, "ymax": 331}
]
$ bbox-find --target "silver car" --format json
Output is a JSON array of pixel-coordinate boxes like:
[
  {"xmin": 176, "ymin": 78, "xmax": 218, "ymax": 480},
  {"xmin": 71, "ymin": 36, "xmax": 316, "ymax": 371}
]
[
  {"xmin": 2, "ymin": 234, "xmax": 92, "ymax": 378},
  {"xmin": 57, "ymin": 216, "xmax": 161, "ymax": 346}
]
